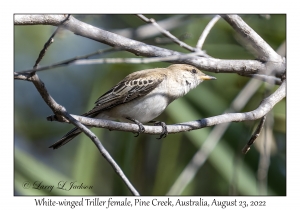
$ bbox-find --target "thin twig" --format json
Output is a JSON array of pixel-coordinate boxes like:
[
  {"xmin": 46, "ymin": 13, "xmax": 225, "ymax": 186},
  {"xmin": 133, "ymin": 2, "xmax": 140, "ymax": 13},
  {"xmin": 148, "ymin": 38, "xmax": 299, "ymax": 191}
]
[
  {"xmin": 33, "ymin": 15, "xmax": 70, "ymax": 69},
  {"xmin": 242, "ymin": 116, "xmax": 267, "ymax": 154},
  {"xmin": 72, "ymin": 53, "xmax": 201, "ymax": 65},
  {"xmin": 154, "ymin": 33, "xmax": 191, "ymax": 45},
  {"xmin": 16, "ymin": 48, "xmax": 118, "ymax": 74},
  {"xmin": 137, "ymin": 14, "xmax": 208, "ymax": 56},
  {"xmin": 34, "ymin": 28, "xmax": 58, "ymax": 68},
  {"xmin": 113, "ymin": 15, "xmax": 189, "ymax": 40},
  {"xmin": 196, "ymin": 15, "xmax": 221, "ymax": 50},
  {"xmin": 241, "ymin": 74, "xmax": 282, "ymax": 85}
]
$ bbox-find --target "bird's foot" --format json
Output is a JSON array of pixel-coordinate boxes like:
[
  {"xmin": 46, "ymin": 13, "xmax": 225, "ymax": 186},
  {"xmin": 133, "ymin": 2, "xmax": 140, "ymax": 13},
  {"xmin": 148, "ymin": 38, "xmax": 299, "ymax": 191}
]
[
  {"xmin": 150, "ymin": 121, "xmax": 168, "ymax": 139},
  {"xmin": 126, "ymin": 117, "xmax": 145, "ymax": 137}
]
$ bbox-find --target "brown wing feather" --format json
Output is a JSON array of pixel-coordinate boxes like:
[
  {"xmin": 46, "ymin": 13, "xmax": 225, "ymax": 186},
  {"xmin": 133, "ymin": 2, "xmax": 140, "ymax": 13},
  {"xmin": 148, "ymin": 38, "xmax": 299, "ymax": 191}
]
[{"xmin": 82, "ymin": 71, "xmax": 166, "ymax": 117}]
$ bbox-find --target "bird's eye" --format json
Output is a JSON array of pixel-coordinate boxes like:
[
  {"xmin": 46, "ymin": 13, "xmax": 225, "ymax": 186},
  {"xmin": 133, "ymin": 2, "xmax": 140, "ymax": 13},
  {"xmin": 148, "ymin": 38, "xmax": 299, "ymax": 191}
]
[{"xmin": 192, "ymin": 69, "xmax": 197, "ymax": 74}]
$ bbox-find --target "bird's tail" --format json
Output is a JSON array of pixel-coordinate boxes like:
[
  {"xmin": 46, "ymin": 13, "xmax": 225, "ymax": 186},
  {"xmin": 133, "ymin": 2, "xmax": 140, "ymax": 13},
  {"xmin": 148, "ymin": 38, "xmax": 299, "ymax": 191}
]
[{"xmin": 49, "ymin": 127, "xmax": 82, "ymax": 149}]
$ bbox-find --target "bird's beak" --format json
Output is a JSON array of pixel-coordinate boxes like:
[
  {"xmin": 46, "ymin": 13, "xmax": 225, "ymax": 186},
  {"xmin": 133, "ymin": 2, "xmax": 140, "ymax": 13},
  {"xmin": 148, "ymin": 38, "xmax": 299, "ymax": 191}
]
[{"xmin": 200, "ymin": 75, "xmax": 216, "ymax": 80}]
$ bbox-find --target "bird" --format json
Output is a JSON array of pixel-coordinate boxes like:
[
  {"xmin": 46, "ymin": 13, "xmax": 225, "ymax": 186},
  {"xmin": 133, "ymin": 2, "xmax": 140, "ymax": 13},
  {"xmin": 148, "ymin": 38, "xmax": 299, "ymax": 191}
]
[{"xmin": 48, "ymin": 64, "xmax": 216, "ymax": 149}]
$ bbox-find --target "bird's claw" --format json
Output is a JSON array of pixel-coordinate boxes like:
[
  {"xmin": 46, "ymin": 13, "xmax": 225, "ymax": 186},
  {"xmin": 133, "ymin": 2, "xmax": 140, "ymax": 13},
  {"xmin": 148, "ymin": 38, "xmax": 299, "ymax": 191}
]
[
  {"xmin": 126, "ymin": 117, "xmax": 145, "ymax": 137},
  {"xmin": 151, "ymin": 121, "xmax": 168, "ymax": 139},
  {"xmin": 134, "ymin": 124, "xmax": 145, "ymax": 137}
]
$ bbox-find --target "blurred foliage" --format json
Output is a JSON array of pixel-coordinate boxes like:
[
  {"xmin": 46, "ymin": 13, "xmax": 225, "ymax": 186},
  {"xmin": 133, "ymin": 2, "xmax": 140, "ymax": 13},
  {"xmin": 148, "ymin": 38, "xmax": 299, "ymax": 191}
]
[{"xmin": 14, "ymin": 14, "xmax": 286, "ymax": 196}]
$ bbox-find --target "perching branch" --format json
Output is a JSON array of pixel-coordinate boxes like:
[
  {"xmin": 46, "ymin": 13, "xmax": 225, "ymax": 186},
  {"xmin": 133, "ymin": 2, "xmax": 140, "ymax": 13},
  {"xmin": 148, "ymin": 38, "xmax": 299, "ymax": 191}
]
[{"xmin": 47, "ymin": 80, "xmax": 285, "ymax": 135}]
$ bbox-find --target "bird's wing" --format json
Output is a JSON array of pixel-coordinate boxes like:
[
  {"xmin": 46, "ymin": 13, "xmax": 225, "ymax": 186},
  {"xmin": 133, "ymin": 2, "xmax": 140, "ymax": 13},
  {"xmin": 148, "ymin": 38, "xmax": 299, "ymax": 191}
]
[{"xmin": 82, "ymin": 72, "xmax": 166, "ymax": 117}]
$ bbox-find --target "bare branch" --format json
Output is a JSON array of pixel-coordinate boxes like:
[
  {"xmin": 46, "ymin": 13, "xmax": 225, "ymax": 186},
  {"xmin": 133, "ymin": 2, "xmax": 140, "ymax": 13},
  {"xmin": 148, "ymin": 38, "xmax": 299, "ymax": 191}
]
[
  {"xmin": 242, "ymin": 116, "xmax": 267, "ymax": 154},
  {"xmin": 222, "ymin": 15, "xmax": 282, "ymax": 62},
  {"xmin": 196, "ymin": 15, "xmax": 221, "ymax": 49},
  {"xmin": 28, "ymin": 72, "xmax": 139, "ymax": 195},
  {"xmin": 14, "ymin": 15, "xmax": 285, "ymax": 76}
]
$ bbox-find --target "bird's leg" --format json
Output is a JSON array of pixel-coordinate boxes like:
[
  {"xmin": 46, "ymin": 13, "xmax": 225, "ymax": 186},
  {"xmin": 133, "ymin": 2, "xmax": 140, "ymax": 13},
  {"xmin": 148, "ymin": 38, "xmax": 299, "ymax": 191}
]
[
  {"xmin": 126, "ymin": 117, "xmax": 145, "ymax": 137},
  {"xmin": 149, "ymin": 121, "xmax": 168, "ymax": 139}
]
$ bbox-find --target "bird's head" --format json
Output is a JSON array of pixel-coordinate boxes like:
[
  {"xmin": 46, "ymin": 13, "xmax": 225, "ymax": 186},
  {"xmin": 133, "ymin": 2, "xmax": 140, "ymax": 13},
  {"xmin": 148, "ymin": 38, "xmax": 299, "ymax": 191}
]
[{"xmin": 167, "ymin": 64, "xmax": 216, "ymax": 84}]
